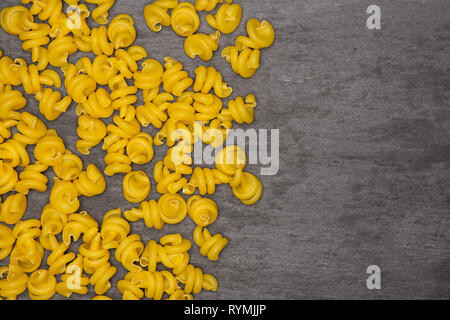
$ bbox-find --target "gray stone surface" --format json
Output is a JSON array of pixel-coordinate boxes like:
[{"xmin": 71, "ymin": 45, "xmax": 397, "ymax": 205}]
[{"xmin": 0, "ymin": 0, "xmax": 449, "ymax": 299}]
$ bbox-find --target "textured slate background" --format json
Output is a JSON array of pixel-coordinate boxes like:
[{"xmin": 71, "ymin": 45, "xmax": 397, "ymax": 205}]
[{"xmin": 0, "ymin": 0, "xmax": 449, "ymax": 299}]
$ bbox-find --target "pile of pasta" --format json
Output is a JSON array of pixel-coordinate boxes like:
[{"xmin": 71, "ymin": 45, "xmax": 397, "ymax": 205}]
[{"xmin": 0, "ymin": 0, "xmax": 273, "ymax": 300}]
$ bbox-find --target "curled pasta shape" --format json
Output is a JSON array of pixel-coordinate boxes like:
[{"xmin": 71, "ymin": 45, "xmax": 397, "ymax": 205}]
[
  {"xmin": 0, "ymin": 6, "xmax": 36, "ymax": 35},
  {"xmin": 114, "ymin": 46, "xmax": 147, "ymax": 80},
  {"xmin": 53, "ymin": 151, "xmax": 83, "ymax": 181},
  {"xmin": 222, "ymin": 46, "xmax": 261, "ymax": 78},
  {"xmin": 100, "ymin": 208, "xmax": 130, "ymax": 249},
  {"xmin": 123, "ymin": 171, "xmax": 151, "ymax": 203},
  {"xmin": 235, "ymin": 18, "xmax": 275, "ymax": 50},
  {"xmin": 158, "ymin": 193, "xmax": 188, "ymax": 224},
  {"xmin": 0, "ymin": 161, "xmax": 18, "ymax": 195},
  {"xmin": 0, "ymin": 224, "xmax": 15, "ymax": 261},
  {"xmin": 108, "ymin": 14, "xmax": 136, "ymax": 49},
  {"xmin": 104, "ymin": 151, "xmax": 132, "ymax": 176},
  {"xmin": 124, "ymin": 199, "xmax": 163, "ymax": 230},
  {"xmin": 34, "ymin": 130, "xmax": 66, "ymax": 166},
  {"xmin": 126, "ymin": 132, "xmax": 154, "ymax": 165},
  {"xmin": 215, "ymin": 145, "xmax": 247, "ymax": 176},
  {"xmin": 47, "ymin": 242, "xmax": 76, "ymax": 275},
  {"xmin": 48, "ymin": 36, "xmax": 77, "ymax": 67},
  {"xmin": 105, "ymin": 115, "xmax": 140, "ymax": 144},
  {"xmin": 0, "ymin": 56, "xmax": 21, "ymax": 86},
  {"xmin": 231, "ymin": 171, "xmax": 263, "ymax": 205},
  {"xmin": 15, "ymin": 162, "xmax": 48, "ymax": 195},
  {"xmin": 0, "ymin": 89, "xmax": 27, "ymax": 120},
  {"xmin": 128, "ymin": 270, "xmax": 177, "ymax": 300},
  {"xmin": 143, "ymin": 4, "xmax": 169, "ymax": 33},
  {"xmin": 117, "ymin": 272, "xmax": 144, "ymax": 300},
  {"xmin": 91, "ymin": 55, "xmax": 119, "ymax": 85},
  {"xmin": 187, "ymin": 195, "xmax": 218, "ymax": 227},
  {"xmin": 175, "ymin": 264, "xmax": 218, "ymax": 294},
  {"xmin": 0, "ymin": 119, "xmax": 17, "ymax": 144},
  {"xmin": 78, "ymin": 25, "xmax": 114, "ymax": 55},
  {"xmin": 140, "ymin": 240, "xmax": 159, "ymax": 271},
  {"xmin": 206, "ymin": 2, "xmax": 242, "ymax": 34},
  {"xmin": 27, "ymin": 269, "xmax": 57, "ymax": 300},
  {"xmin": 218, "ymin": 94, "xmax": 257, "ymax": 124},
  {"xmin": 19, "ymin": 23, "xmax": 51, "ymax": 63},
  {"xmin": 0, "ymin": 193, "xmax": 27, "ymax": 225},
  {"xmin": 62, "ymin": 211, "xmax": 98, "ymax": 245},
  {"xmin": 0, "ymin": 139, "xmax": 30, "ymax": 168},
  {"xmin": 108, "ymin": 75, "xmax": 138, "ymax": 120},
  {"xmin": 193, "ymin": 66, "xmax": 232, "ymax": 98},
  {"xmin": 13, "ymin": 112, "xmax": 47, "ymax": 145},
  {"xmin": 195, "ymin": 0, "xmax": 229, "ymax": 11},
  {"xmin": 63, "ymin": 64, "xmax": 97, "ymax": 104},
  {"xmin": 79, "ymin": 232, "xmax": 111, "ymax": 274},
  {"xmin": 85, "ymin": 0, "xmax": 115, "ymax": 25},
  {"xmin": 154, "ymin": 164, "xmax": 187, "ymax": 195},
  {"xmin": 78, "ymin": 88, "xmax": 114, "ymax": 119},
  {"xmin": 115, "ymin": 234, "xmax": 144, "ymax": 272},
  {"xmin": 74, "ymin": 164, "xmax": 106, "ymax": 197},
  {"xmin": 76, "ymin": 115, "xmax": 107, "ymax": 155},
  {"xmin": 162, "ymin": 57, "xmax": 193, "ymax": 96},
  {"xmin": 184, "ymin": 31, "xmax": 220, "ymax": 61},
  {"xmin": 171, "ymin": 2, "xmax": 200, "ymax": 37},
  {"xmin": 49, "ymin": 180, "xmax": 80, "ymax": 214},
  {"xmin": 136, "ymin": 101, "xmax": 169, "ymax": 129},
  {"xmin": 29, "ymin": 0, "xmax": 62, "ymax": 25},
  {"xmin": 192, "ymin": 93, "xmax": 223, "ymax": 121},
  {"xmin": 193, "ymin": 225, "xmax": 228, "ymax": 261},
  {"xmin": 15, "ymin": 61, "xmax": 42, "ymax": 95},
  {"xmin": 182, "ymin": 167, "xmax": 227, "ymax": 195},
  {"xmin": 34, "ymin": 88, "xmax": 72, "ymax": 121},
  {"xmin": 40, "ymin": 203, "xmax": 67, "ymax": 251},
  {"xmin": 11, "ymin": 219, "xmax": 44, "ymax": 273},
  {"xmin": 194, "ymin": 118, "xmax": 231, "ymax": 148},
  {"xmin": 90, "ymin": 262, "xmax": 117, "ymax": 295},
  {"xmin": 56, "ymin": 254, "xmax": 90, "ymax": 297},
  {"xmin": 133, "ymin": 58, "xmax": 163, "ymax": 95},
  {"xmin": 0, "ymin": 265, "xmax": 28, "ymax": 300},
  {"xmin": 158, "ymin": 234, "xmax": 191, "ymax": 271}
]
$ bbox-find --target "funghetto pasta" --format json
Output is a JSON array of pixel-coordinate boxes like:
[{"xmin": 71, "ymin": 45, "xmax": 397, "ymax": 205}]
[{"xmin": 0, "ymin": 0, "xmax": 272, "ymax": 301}]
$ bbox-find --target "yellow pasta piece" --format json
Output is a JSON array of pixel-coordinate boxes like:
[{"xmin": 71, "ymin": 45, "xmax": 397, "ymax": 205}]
[
  {"xmin": 77, "ymin": 88, "xmax": 114, "ymax": 119},
  {"xmin": 193, "ymin": 66, "xmax": 232, "ymax": 98},
  {"xmin": 175, "ymin": 264, "xmax": 218, "ymax": 294},
  {"xmin": 74, "ymin": 164, "xmax": 106, "ymax": 197},
  {"xmin": 27, "ymin": 269, "xmax": 57, "ymax": 300},
  {"xmin": 195, "ymin": 0, "xmax": 230, "ymax": 12},
  {"xmin": 115, "ymin": 234, "xmax": 144, "ymax": 272},
  {"xmin": 235, "ymin": 18, "xmax": 275, "ymax": 50},
  {"xmin": 193, "ymin": 225, "xmax": 228, "ymax": 261},
  {"xmin": 108, "ymin": 14, "xmax": 136, "ymax": 50},
  {"xmin": 62, "ymin": 211, "xmax": 98, "ymax": 245},
  {"xmin": 0, "ymin": 224, "xmax": 15, "ymax": 261},
  {"xmin": 218, "ymin": 94, "xmax": 257, "ymax": 124},
  {"xmin": 40, "ymin": 203, "xmax": 67, "ymax": 251},
  {"xmin": 186, "ymin": 195, "xmax": 218, "ymax": 227},
  {"xmin": 170, "ymin": 2, "xmax": 200, "ymax": 37},
  {"xmin": 15, "ymin": 162, "xmax": 48, "ymax": 194},
  {"xmin": 52, "ymin": 151, "xmax": 83, "ymax": 181},
  {"xmin": 231, "ymin": 171, "xmax": 263, "ymax": 205},
  {"xmin": 79, "ymin": 232, "xmax": 110, "ymax": 274},
  {"xmin": 10, "ymin": 219, "xmax": 44, "ymax": 273},
  {"xmin": 162, "ymin": 57, "xmax": 193, "ymax": 96},
  {"xmin": 184, "ymin": 31, "xmax": 220, "ymax": 61},
  {"xmin": 122, "ymin": 170, "xmax": 151, "ymax": 203},
  {"xmin": 49, "ymin": 180, "xmax": 80, "ymax": 214},
  {"xmin": 0, "ymin": 193, "xmax": 27, "ymax": 225},
  {"xmin": 90, "ymin": 262, "xmax": 117, "ymax": 295},
  {"xmin": 34, "ymin": 88, "xmax": 72, "ymax": 121},
  {"xmin": 222, "ymin": 46, "xmax": 261, "ymax": 78},
  {"xmin": 47, "ymin": 242, "xmax": 76, "ymax": 275},
  {"xmin": 206, "ymin": 2, "xmax": 241, "ymax": 34},
  {"xmin": 85, "ymin": 0, "xmax": 115, "ymax": 25},
  {"xmin": 76, "ymin": 115, "xmax": 107, "ymax": 155},
  {"xmin": 126, "ymin": 132, "xmax": 154, "ymax": 165},
  {"xmin": 100, "ymin": 208, "xmax": 130, "ymax": 249},
  {"xmin": 0, "ymin": 265, "xmax": 28, "ymax": 300}
]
